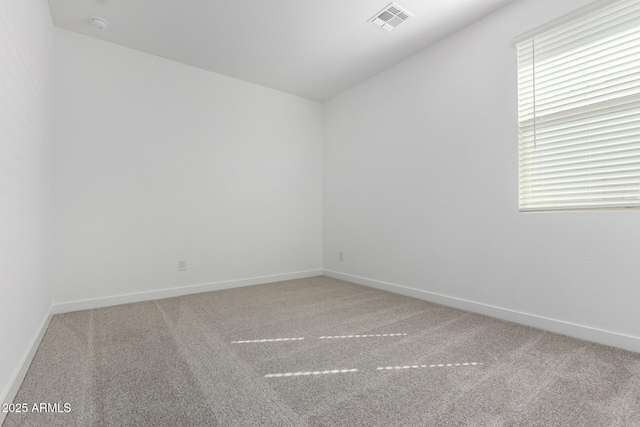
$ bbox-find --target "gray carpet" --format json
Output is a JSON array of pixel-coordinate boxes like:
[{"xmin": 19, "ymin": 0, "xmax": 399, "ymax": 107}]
[{"xmin": 4, "ymin": 276, "xmax": 640, "ymax": 426}]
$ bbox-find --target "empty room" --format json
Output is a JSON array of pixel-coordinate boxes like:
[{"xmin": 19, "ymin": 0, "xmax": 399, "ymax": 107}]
[{"xmin": 2, "ymin": 0, "xmax": 640, "ymax": 425}]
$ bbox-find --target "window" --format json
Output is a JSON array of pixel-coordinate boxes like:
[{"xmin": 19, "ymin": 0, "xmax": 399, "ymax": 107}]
[{"xmin": 516, "ymin": 0, "xmax": 640, "ymax": 211}]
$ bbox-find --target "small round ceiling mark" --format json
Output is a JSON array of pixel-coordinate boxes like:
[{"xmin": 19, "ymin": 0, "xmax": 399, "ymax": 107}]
[{"xmin": 90, "ymin": 17, "xmax": 109, "ymax": 30}]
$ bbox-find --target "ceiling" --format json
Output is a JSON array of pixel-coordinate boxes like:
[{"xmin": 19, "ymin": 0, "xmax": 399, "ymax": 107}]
[{"xmin": 47, "ymin": 0, "xmax": 515, "ymax": 102}]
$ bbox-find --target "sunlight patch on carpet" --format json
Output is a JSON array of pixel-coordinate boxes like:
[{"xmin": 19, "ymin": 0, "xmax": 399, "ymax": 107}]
[
  {"xmin": 264, "ymin": 368, "xmax": 359, "ymax": 378},
  {"xmin": 230, "ymin": 337, "xmax": 305, "ymax": 343},
  {"xmin": 376, "ymin": 362, "xmax": 483, "ymax": 371}
]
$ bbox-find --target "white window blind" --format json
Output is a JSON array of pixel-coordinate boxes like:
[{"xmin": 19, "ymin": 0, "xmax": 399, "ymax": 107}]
[{"xmin": 516, "ymin": 0, "xmax": 640, "ymax": 211}]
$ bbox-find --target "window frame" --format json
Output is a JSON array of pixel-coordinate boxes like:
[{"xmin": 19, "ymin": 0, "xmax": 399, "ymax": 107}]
[{"xmin": 515, "ymin": 0, "xmax": 640, "ymax": 212}]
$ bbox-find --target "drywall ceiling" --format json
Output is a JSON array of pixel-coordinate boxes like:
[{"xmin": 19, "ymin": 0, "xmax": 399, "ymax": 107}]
[{"xmin": 47, "ymin": 0, "xmax": 515, "ymax": 101}]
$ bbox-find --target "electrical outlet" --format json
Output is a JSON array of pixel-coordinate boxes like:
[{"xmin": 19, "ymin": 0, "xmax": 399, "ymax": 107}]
[
  {"xmin": 178, "ymin": 260, "xmax": 187, "ymax": 271},
  {"xmin": 339, "ymin": 251, "xmax": 344, "ymax": 261}
]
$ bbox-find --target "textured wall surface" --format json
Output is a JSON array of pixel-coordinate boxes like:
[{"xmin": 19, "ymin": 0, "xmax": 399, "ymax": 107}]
[
  {"xmin": 0, "ymin": 0, "xmax": 54, "ymax": 407},
  {"xmin": 53, "ymin": 30, "xmax": 323, "ymax": 304}
]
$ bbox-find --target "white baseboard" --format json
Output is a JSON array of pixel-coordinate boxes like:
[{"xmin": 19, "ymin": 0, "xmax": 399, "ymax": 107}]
[
  {"xmin": 0, "ymin": 307, "xmax": 53, "ymax": 426},
  {"xmin": 52, "ymin": 270, "xmax": 324, "ymax": 314},
  {"xmin": 4, "ymin": 267, "xmax": 635, "ymax": 427},
  {"xmin": 324, "ymin": 270, "xmax": 640, "ymax": 354}
]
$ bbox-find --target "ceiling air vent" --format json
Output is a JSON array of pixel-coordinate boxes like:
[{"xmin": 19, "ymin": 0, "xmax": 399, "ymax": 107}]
[{"xmin": 369, "ymin": 3, "xmax": 413, "ymax": 32}]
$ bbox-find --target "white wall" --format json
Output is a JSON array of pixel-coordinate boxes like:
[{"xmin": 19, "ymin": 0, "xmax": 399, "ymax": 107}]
[
  {"xmin": 323, "ymin": 0, "xmax": 640, "ymax": 351},
  {"xmin": 53, "ymin": 30, "xmax": 323, "ymax": 305},
  {"xmin": 0, "ymin": 0, "xmax": 54, "ymax": 408}
]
